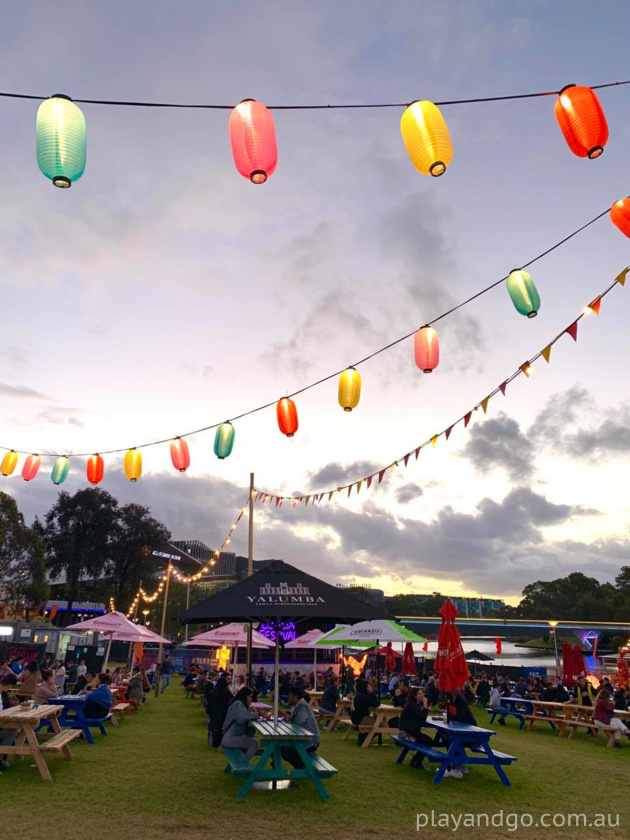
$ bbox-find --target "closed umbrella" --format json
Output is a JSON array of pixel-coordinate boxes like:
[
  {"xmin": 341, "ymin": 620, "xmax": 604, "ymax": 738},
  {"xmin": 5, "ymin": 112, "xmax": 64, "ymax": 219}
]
[
  {"xmin": 562, "ymin": 642, "xmax": 578, "ymax": 685},
  {"xmin": 573, "ymin": 644, "xmax": 586, "ymax": 679},
  {"xmin": 381, "ymin": 642, "xmax": 397, "ymax": 672},
  {"xmin": 435, "ymin": 602, "xmax": 470, "ymax": 693},
  {"xmin": 402, "ymin": 642, "xmax": 416, "ymax": 677}
]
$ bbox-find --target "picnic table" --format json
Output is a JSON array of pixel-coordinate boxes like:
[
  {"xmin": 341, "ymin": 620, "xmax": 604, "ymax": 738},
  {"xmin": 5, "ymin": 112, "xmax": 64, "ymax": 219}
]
[
  {"xmin": 393, "ymin": 718, "xmax": 517, "ymax": 786},
  {"xmin": 322, "ymin": 697, "xmax": 352, "ymax": 731},
  {"xmin": 305, "ymin": 690, "xmax": 324, "ymax": 709},
  {"xmin": 0, "ymin": 704, "xmax": 80, "ymax": 781},
  {"xmin": 46, "ymin": 695, "xmax": 111, "ymax": 744},
  {"xmin": 223, "ymin": 719, "xmax": 337, "ymax": 800},
  {"xmin": 341, "ymin": 703, "xmax": 400, "ymax": 747}
]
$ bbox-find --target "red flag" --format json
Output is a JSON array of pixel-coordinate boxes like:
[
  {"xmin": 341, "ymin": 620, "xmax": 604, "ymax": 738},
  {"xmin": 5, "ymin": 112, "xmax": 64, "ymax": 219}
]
[
  {"xmin": 445, "ymin": 426, "xmax": 453, "ymax": 440},
  {"xmin": 415, "ymin": 447, "xmax": 421, "ymax": 460},
  {"xmin": 422, "ymin": 641, "xmax": 428, "ymax": 653},
  {"xmin": 367, "ymin": 476, "xmax": 373, "ymax": 489},
  {"xmin": 378, "ymin": 469, "xmax": 385, "ymax": 484},
  {"xmin": 499, "ymin": 381, "xmax": 507, "ymax": 395},
  {"xmin": 404, "ymin": 453, "xmax": 410, "ymax": 467},
  {"xmin": 348, "ymin": 485, "xmax": 352, "ymax": 497},
  {"xmin": 566, "ymin": 322, "xmax": 578, "ymax": 342},
  {"xmin": 464, "ymin": 411, "xmax": 472, "ymax": 428}
]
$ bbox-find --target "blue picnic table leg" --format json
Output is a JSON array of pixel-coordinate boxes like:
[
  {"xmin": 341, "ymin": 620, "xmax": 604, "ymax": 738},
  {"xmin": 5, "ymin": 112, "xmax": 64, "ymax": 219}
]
[
  {"xmin": 294, "ymin": 742, "xmax": 330, "ymax": 801},
  {"xmin": 488, "ymin": 711, "xmax": 497, "ymax": 724},
  {"xmin": 235, "ymin": 741, "xmax": 276, "ymax": 800},
  {"xmin": 432, "ymin": 736, "xmax": 470, "ymax": 784},
  {"xmin": 396, "ymin": 745, "xmax": 409, "ymax": 765},
  {"xmin": 74, "ymin": 708, "xmax": 95, "ymax": 745},
  {"xmin": 479, "ymin": 739, "xmax": 511, "ymax": 786}
]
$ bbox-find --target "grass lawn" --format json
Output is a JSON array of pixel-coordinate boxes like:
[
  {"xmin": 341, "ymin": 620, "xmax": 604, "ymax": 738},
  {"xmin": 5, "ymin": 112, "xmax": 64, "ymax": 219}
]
[{"xmin": 2, "ymin": 683, "xmax": 630, "ymax": 840}]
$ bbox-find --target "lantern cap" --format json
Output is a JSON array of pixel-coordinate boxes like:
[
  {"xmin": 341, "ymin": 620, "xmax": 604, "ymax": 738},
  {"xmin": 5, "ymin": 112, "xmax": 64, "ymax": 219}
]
[
  {"xmin": 52, "ymin": 176, "xmax": 71, "ymax": 188},
  {"xmin": 250, "ymin": 169, "xmax": 267, "ymax": 184},
  {"xmin": 587, "ymin": 145, "xmax": 604, "ymax": 159},
  {"xmin": 429, "ymin": 161, "xmax": 446, "ymax": 177},
  {"xmin": 50, "ymin": 93, "xmax": 72, "ymax": 101},
  {"xmin": 558, "ymin": 83, "xmax": 577, "ymax": 96}
]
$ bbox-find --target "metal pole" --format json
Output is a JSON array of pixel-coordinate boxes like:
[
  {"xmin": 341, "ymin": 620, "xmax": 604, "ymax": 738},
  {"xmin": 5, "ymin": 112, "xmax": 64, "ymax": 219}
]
[
  {"xmin": 185, "ymin": 583, "xmax": 190, "ymax": 642},
  {"xmin": 273, "ymin": 619, "xmax": 280, "ymax": 724},
  {"xmin": 154, "ymin": 564, "xmax": 172, "ymax": 697},
  {"xmin": 246, "ymin": 473, "xmax": 255, "ymax": 683}
]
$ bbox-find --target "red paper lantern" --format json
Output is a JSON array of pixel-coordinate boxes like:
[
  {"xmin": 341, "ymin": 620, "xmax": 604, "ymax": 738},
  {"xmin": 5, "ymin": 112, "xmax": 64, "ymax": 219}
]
[
  {"xmin": 554, "ymin": 85, "xmax": 608, "ymax": 159},
  {"xmin": 610, "ymin": 197, "xmax": 630, "ymax": 238},
  {"xmin": 229, "ymin": 99, "xmax": 278, "ymax": 184},
  {"xmin": 277, "ymin": 397, "xmax": 298, "ymax": 437},
  {"xmin": 22, "ymin": 454, "xmax": 41, "ymax": 482},
  {"xmin": 414, "ymin": 326, "xmax": 439, "ymax": 373},
  {"xmin": 87, "ymin": 453, "xmax": 104, "ymax": 485},
  {"xmin": 170, "ymin": 437, "xmax": 190, "ymax": 472}
]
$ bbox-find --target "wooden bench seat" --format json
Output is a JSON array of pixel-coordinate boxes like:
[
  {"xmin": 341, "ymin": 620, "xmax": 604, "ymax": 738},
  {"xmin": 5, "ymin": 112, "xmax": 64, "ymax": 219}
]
[
  {"xmin": 520, "ymin": 713, "xmax": 558, "ymax": 729},
  {"xmin": 113, "ymin": 702, "xmax": 131, "ymax": 721},
  {"xmin": 223, "ymin": 748, "xmax": 255, "ymax": 776},
  {"xmin": 39, "ymin": 729, "xmax": 81, "ymax": 752},
  {"xmin": 306, "ymin": 754, "xmax": 338, "ymax": 778},
  {"xmin": 559, "ymin": 719, "xmax": 616, "ymax": 746},
  {"xmin": 485, "ymin": 709, "xmax": 525, "ymax": 729}
]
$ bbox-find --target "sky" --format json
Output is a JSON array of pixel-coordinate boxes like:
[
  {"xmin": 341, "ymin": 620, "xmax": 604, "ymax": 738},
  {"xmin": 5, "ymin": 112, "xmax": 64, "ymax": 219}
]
[{"xmin": 2, "ymin": 1, "xmax": 630, "ymax": 605}]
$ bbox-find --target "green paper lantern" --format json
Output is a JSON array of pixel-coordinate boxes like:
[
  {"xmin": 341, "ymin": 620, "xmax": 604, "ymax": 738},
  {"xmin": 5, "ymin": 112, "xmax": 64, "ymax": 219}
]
[
  {"xmin": 506, "ymin": 269, "xmax": 540, "ymax": 318},
  {"xmin": 214, "ymin": 423, "xmax": 235, "ymax": 460},
  {"xmin": 36, "ymin": 95, "xmax": 86, "ymax": 188},
  {"xmin": 51, "ymin": 455, "xmax": 70, "ymax": 485}
]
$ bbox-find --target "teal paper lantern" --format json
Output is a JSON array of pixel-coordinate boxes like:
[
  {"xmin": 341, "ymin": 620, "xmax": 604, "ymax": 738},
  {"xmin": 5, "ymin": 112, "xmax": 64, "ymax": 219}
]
[
  {"xmin": 36, "ymin": 95, "xmax": 86, "ymax": 188},
  {"xmin": 214, "ymin": 423, "xmax": 235, "ymax": 460},
  {"xmin": 506, "ymin": 269, "xmax": 540, "ymax": 318},
  {"xmin": 51, "ymin": 455, "xmax": 70, "ymax": 485}
]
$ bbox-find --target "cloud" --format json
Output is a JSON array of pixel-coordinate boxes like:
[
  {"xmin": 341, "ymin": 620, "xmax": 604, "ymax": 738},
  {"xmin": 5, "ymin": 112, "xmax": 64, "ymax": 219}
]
[
  {"xmin": 36, "ymin": 408, "xmax": 86, "ymax": 428},
  {"xmin": 0, "ymin": 382, "xmax": 55, "ymax": 400},
  {"xmin": 307, "ymin": 460, "xmax": 380, "ymax": 490},
  {"xmin": 0, "ymin": 347, "xmax": 29, "ymax": 371},
  {"xmin": 395, "ymin": 483, "xmax": 424, "ymax": 504},
  {"xmin": 461, "ymin": 412, "xmax": 535, "ymax": 480}
]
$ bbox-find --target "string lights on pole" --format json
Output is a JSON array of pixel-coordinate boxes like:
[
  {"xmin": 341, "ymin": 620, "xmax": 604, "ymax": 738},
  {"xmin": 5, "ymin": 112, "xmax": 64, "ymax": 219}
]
[{"xmin": 0, "ymin": 202, "xmax": 624, "ymax": 485}]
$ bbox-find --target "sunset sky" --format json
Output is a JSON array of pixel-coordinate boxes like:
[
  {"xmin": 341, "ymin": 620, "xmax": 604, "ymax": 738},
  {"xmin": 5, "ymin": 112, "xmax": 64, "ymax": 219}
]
[{"xmin": 2, "ymin": 2, "xmax": 630, "ymax": 605}]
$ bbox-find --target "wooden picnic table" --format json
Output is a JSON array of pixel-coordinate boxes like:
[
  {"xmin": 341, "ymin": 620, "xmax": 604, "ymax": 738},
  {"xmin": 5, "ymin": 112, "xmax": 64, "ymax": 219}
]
[
  {"xmin": 0, "ymin": 704, "xmax": 80, "ymax": 781},
  {"xmin": 223, "ymin": 719, "xmax": 337, "ymax": 800},
  {"xmin": 522, "ymin": 700, "xmax": 567, "ymax": 730},
  {"xmin": 305, "ymin": 690, "xmax": 324, "ymax": 709},
  {"xmin": 322, "ymin": 697, "xmax": 352, "ymax": 731},
  {"xmin": 343, "ymin": 704, "xmax": 400, "ymax": 748}
]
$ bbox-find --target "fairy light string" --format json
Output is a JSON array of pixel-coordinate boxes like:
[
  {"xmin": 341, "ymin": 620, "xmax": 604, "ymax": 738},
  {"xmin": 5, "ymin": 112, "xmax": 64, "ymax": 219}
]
[{"xmin": 253, "ymin": 266, "xmax": 628, "ymax": 504}]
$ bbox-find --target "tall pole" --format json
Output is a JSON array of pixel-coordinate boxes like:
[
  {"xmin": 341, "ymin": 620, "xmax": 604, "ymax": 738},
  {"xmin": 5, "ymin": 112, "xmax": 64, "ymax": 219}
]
[
  {"xmin": 154, "ymin": 564, "xmax": 172, "ymax": 697},
  {"xmin": 549, "ymin": 621, "xmax": 560, "ymax": 678},
  {"xmin": 185, "ymin": 583, "xmax": 190, "ymax": 642},
  {"xmin": 246, "ymin": 472, "xmax": 254, "ymax": 685}
]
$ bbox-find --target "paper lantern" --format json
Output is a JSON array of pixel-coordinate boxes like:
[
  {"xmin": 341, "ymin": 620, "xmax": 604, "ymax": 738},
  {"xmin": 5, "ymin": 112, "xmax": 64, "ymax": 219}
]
[
  {"xmin": 277, "ymin": 397, "xmax": 298, "ymax": 437},
  {"xmin": 554, "ymin": 85, "xmax": 608, "ymax": 159},
  {"xmin": 506, "ymin": 269, "xmax": 540, "ymax": 318},
  {"xmin": 1, "ymin": 450, "xmax": 18, "ymax": 476},
  {"xmin": 229, "ymin": 99, "xmax": 277, "ymax": 184},
  {"xmin": 87, "ymin": 453, "xmax": 104, "ymax": 485},
  {"xmin": 414, "ymin": 326, "xmax": 439, "ymax": 373},
  {"xmin": 51, "ymin": 455, "xmax": 70, "ymax": 485},
  {"xmin": 124, "ymin": 448, "xmax": 142, "ymax": 482},
  {"xmin": 36, "ymin": 94, "xmax": 86, "ymax": 187},
  {"xmin": 610, "ymin": 198, "xmax": 630, "ymax": 238},
  {"xmin": 22, "ymin": 454, "xmax": 41, "ymax": 482},
  {"xmin": 400, "ymin": 101, "xmax": 453, "ymax": 177},
  {"xmin": 338, "ymin": 367, "xmax": 361, "ymax": 411},
  {"xmin": 170, "ymin": 437, "xmax": 190, "ymax": 472},
  {"xmin": 214, "ymin": 423, "xmax": 235, "ymax": 460}
]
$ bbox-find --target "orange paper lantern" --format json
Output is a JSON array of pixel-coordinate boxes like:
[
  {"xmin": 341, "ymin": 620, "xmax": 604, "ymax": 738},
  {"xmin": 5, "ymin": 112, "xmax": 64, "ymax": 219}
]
[
  {"xmin": 87, "ymin": 453, "xmax": 104, "ymax": 485},
  {"xmin": 610, "ymin": 197, "xmax": 630, "ymax": 238},
  {"xmin": 229, "ymin": 99, "xmax": 277, "ymax": 184},
  {"xmin": 277, "ymin": 397, "xmax": 298, "ymax": 437},
  {"xmin": 22, "ymin": 453, "xmax": 41, "ymax": 482},
  {"xmin": 414, "ymin": 326, "xmax": 439, "ymax": 373},
  {"xmin": 554, "ymin": 85, "xmax": 608, "ymax": 159},
  {"xmin": 170, "ymin": 437, "xmax": 190, "ymax": 472},
  {"xmin": 1, "ymin": 450, "xmax": 18, "ymax": 476}
]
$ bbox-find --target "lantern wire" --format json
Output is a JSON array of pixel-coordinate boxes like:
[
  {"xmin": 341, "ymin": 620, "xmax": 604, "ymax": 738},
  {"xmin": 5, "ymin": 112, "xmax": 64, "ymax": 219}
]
[
  {"xmin": 0, "ymin": 78, "xmax": 628, "ymax": 111},
  {"xmin": 0, "ymin": 205, "xmax": 617, "ymax": 460}
]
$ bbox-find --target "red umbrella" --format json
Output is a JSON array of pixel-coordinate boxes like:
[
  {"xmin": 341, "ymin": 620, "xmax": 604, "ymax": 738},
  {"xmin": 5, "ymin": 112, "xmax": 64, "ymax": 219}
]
[
  {"xmin": 381, "ymin": 642, "xmax": 397, "ymax": 671},
  {"xmin": 364, "ymin": 646, "xmax": 402, "ymax": 658},
  {"xmin": 402, "ymin": 642, "xmax": 416, "ymax": 677},
  {"xmin": 573, "ymin": 644, "xmax": 586, "ymax": 678},
  {"xmin": 435, "ymin": 601, "xmax": 470, "ymax": 692},
  {"xmin": 562, "ymin": 642, "xmax": 578, "ymax": 685}
]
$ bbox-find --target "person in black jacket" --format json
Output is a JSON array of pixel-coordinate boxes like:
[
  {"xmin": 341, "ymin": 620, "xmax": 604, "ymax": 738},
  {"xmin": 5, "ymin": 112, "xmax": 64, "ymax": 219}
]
[
  {"xmin": 351, "ymin": 677, "xmax": 378, "ymax": 746},
  {"xmin": 614, "ymin": 686, "xmax": 629, "ymax": 711},
  {"xmin": 425, "ymin": 676, "xmax": 439, "ymax": 707},
  {"xmin": 398, "ymin": 687, "xmax": 433, "ymax": 769},
  {"xmin": 476, "ymin": 676, "xmax": 490, "ymax": 706},
  {"xmin": 319, "ymin": 677, "xmax": 340, "ymax": 717},
  {"xmin": 207, "ymin": 677, "xmax": 232, "ymax": 747}
]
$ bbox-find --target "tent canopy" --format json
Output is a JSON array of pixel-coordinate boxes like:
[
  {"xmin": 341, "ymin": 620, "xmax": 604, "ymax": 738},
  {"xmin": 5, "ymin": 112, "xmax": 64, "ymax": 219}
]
[
  {"xmin": 183, "ymin": 623, "xmax": 273, "ymax": 648},
  {"xmin": 176, "ymin": 561, "xmax": 391, "ymax": 624}
]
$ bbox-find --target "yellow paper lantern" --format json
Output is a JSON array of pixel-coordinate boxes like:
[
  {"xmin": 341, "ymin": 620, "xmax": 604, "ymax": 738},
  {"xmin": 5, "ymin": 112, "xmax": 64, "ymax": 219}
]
[
  {"xmin": 1, "ymin": 450, "xmax": 18, "ymax": 476},
  {"xmin": 124, "ymin": 448, "xmax": 142, "ymax": 482},
  {"xmin": 338, "ymin": 367, "xmax": 361, "ymax": 411},
  {"xmin": 400, "ymin": 101, "xmax": 453, "ymax": 177}
]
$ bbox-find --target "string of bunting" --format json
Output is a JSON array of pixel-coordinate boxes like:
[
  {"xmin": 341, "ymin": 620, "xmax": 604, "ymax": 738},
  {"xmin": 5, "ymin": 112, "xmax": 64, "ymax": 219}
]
[
  {"xmin": 1, "ymin": 200, "xmax": 626, "ymax": 485},
  {"xmin": 252, "ymin": 266, "xmax": 629, "ymax": 506}
]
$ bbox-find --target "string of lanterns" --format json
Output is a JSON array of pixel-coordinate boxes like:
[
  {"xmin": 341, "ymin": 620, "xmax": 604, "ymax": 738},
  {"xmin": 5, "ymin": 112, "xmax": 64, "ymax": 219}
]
[
  {"xmin": 0, "ymin": 201, "xmax": 622, "ymax": 484},
  {"xmin": 8, "ymin": 79, "xmax": 625, "ymax": 188},
  {"xmin": 252, "ymin": 266, "xmax": 628, "ymax": 506}
]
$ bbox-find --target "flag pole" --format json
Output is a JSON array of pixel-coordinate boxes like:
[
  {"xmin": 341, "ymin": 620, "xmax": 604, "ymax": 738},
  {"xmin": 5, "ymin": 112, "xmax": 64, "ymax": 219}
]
[
  {"xmin": 246, "ymin": 473, "xmax": 254, "ymax": 687},
  {"xmin": 154, "ymin": 563, "xmax": 172, "ymax": 697}
]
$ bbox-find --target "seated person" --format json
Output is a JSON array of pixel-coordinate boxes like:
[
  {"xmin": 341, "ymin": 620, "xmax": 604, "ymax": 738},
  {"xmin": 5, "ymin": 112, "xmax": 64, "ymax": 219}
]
[
  {"xmin": 83, "ymin": 673, "xmax": 113, "ymax": 719},
  {"xmin": 282, "ymin": 687, "xmax": 320, "ymax": 768},
  {"xmin": 72, "ymin": 671, "xmax": 95, "ymax": 695},
  {"xmin": 17, "ymin": 660, "xmax": 41, "ymax": 699},
  {"xmin": 593, "ymin": 689, "xmax": 630, "ymax": 747},
  {"xmin": 397, "ymin": 687, "xmax": 433, "ymax": 769},
  {"xmin": 32, "ymin": 669, "xmax": 59, "ymax": 704},
  {"xmin": 221, "ymin": 687, "xmax": 260, "ymax": 760},
  {"xmin": 126, "ymin": 668, "xmax": 144, "ymax": 703},
  {"xmin": 489, "ymin": 682, "xmax": 511, "ymax": 725},
  {"xmin": 443, "ymin": 688, "xmax": 478, "ymax": 779},
  {"xmin": 0, "ymin": 678, "xmax": 18, "ymax": 771},
  {"xmin": 318, "ymin": 676, "xmax": 340, "ymax": 716},
  {"xmin": 351, "ymin": 678, "xmax": 379, "ymax": 746}
]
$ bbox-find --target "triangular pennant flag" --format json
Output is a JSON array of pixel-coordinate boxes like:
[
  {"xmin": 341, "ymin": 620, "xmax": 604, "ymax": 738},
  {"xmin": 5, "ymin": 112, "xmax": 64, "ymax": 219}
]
[
  {"xmin": 566, "ymin": 321, "xmax": 578, "ymax": 342},
  {"xmin": 328, "ymin": 491, "xmax": 334, "ymax": 501},
  {"xmin": 431, "ymin": 435, "xmax": 438, "ymax": 447},
  {"xmin": 541, "ymin": 344, "xmax": 552, "ymax": 363},
  {"xmin": 357, "ymin": 480, "xmax": 363, "ymax": 494},
  {"xmin": 588, "ymin": 296, "xmax": 601, "ymax": 316},
  {"xmin": 404, "ymin": 454, "xmax": 410, "ymax": 467},
  {"xmin": 378, "ymin": 469, "xmax": 385, "ymax": 484},
  {"xmin": 348, "ymin": 485, "xmax": 353, "ymax": 497},
  {"xmin": 445, "ymin": 425, "xmax": 453, "ymax": 440},
  {"xmin": 615, "ymin": 267, "xmax": 627, "ymax": 286},
  {"xmin": 464, "ymin": 411, "xmax": 472, "ymax": 428},
  {"xmin": 305, "ymin": 495, "xmax": 310, "ymax": 506},
  {"xmin": 275, "ymin": 497, "xmax": 281, "ymax": 507},
  {"xmin": 292, "ymin": 499, "xmax": 298, "ymax": 507},
  {"xmin": 367, "ymin": 476, "xmax": 373, "ymax": 489},
  {"xmin": 481, "ymin": 397, "xmax": 490, "ymax": 414},
  {"xmin": 262, "ymin": 494, "xmax": 268, "ymax": 503},
  {"xmin": 499, "ymin": 381, "xmax": 507, "ymax": 396},
  {"xmin": 415, "ymin": 447, "xmax": 421, "ymax": 460}
]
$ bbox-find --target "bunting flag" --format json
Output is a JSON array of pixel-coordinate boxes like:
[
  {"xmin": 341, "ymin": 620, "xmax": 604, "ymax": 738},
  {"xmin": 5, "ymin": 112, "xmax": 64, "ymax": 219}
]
[
  {"xmin": 253, "ymin": 267, "xmax": 626, "ymax": 509},
  {"xmin": 305, "ymin": 495, "xmax": 310, "ymax": 506}
]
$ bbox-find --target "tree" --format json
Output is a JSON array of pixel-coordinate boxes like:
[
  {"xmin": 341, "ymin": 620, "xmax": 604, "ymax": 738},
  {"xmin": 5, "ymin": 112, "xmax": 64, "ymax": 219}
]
[
  {"xmin": 0, "ymin": 492, "xmax": 49, "ymax": 611},
  {"xmin": 385, "ymin": 591, "xmax": 446, "ymax": 616},
  {"xmin": 41, "ymin": 488, "xmax": 119, "ymax": 623},
  {"xmin": 107, "ymin": 503, "xmax": 170, "ymax": 608}
]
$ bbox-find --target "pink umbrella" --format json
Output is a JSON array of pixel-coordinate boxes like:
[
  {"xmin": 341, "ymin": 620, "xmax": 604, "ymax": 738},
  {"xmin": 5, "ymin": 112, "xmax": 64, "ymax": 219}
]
[
  {"xmin": 64, "ymin": 611, "xmax": 167, "ymax": 670},
  {"xmin": 183, "ymin": 623, "xmax": 273, "ymax": 648}
]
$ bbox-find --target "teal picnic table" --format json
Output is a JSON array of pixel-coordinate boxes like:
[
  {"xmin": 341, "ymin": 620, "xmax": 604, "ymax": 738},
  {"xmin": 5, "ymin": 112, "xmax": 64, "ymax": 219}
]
[{"xmin": 223, "ymin": 719, "xmax": 337, "ymax": 800}]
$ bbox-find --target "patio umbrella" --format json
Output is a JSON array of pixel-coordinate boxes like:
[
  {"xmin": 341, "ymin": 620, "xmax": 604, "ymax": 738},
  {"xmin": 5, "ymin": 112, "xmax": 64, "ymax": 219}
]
[
  {"xmin": 64, "ymin": 611, "xmax": 169, "ymax": 671},
  {"xmin": 573, "ymin": 644, "xmax": 586, "ymax": 678},
  {"xmin": 381, "ymin": 642, "xmax": 397, "ymax": 672},
  {"xmin": 176, "ymin": 560, "xmax": 390, "ymax": 722},
  {"xmin": 562, "ymin": 642, "xmax": 578, "ymax": 685},
  {"xmin": 364, "ymin": 645, "xmax": 402, "ymax": 658},
  {"xmin": 183, "ymin": 623, "xmax": 273, "ymax": 690},
  {"xmin": 435, "ymin": 601, "xmax": 470, "ymax": 693},
  {"xmin": 401, "ymin": 642, "xmax": 416, "ymax": 677}
]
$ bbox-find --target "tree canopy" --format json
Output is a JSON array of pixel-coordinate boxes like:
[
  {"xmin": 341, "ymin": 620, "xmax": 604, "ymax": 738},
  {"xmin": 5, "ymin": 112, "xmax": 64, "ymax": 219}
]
[{"xmin": 0, "ymin": 492, "xmax": 49, "ymax": 611}]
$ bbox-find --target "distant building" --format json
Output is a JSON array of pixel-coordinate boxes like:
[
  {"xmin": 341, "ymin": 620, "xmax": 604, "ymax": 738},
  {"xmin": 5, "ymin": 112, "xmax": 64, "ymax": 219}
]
[
  {"xmin": 336, "ymin": 583, "xmax": 385, "ymax": 604},
  {"xmin": 407, "ymin": 594, "xmax": 505, "ymax": 617}
]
